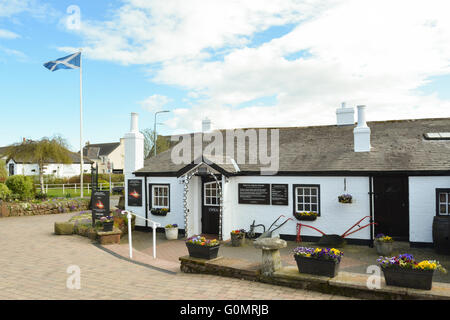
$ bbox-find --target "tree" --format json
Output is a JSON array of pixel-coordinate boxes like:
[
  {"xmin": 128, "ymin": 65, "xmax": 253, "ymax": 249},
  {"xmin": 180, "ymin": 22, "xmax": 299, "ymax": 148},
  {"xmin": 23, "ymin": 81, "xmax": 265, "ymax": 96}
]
[
  {"xmin": 4, "ymin": 136, "xmax": 73, "ymax": 193},
  {"xmin": 0, "ymin": 159, "xmax": 7, "ymax": 183},
  {"xmin": 141, "ymin": 128, "xmax": 171, "ymax": 159}
]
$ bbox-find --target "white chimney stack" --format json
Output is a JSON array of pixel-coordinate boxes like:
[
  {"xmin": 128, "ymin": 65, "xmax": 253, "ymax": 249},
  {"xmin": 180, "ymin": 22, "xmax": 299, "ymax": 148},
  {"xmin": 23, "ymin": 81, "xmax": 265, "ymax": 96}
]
[
  {"xmin": 124, "ymin": 112, "xmax": 144, "ymax": 175},
  {"xmin": 336, "ymin": 102, "xmax": 355, "ymax": 126},
  {"xmin": 202, "ymin": 117, "xmax": 212, "ymax": 133},
  {"xmin": 353, "ymin": 105, "xmax": 371, "ymax": 152}
]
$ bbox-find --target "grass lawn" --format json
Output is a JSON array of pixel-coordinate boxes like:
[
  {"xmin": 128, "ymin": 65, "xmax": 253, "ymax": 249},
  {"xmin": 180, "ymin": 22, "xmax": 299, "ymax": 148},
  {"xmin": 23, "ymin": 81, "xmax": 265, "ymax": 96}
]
[{"xmin": 45, "ymin": 188, "xmax": 121, "ymax": 198}]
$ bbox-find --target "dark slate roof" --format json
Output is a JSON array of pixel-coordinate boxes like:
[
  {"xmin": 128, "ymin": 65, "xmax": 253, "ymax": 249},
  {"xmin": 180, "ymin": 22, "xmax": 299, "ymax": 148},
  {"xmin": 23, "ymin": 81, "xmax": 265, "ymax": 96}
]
[
  {"xmin": 135, "ymin": 117, "xmax": 450, "ymax": 176},
  {"xmin": 82, "ymin": 142, "xmax": 120, "ymax": 159}
]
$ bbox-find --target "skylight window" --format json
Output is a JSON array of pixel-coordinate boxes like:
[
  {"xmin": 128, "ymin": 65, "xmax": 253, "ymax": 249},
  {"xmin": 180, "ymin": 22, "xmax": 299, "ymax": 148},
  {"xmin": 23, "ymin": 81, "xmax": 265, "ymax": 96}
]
[{"xmin": 424, "ymin": 133, "xmax": 450, "ymax": 140}]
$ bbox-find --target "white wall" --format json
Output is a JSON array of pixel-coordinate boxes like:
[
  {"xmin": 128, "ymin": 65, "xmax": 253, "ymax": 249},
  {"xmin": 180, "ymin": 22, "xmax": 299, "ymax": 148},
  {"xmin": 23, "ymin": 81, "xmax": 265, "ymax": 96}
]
[
  {"xmin": 7, "ymin": 160, "xmax": 91, "ymax": 178},
  {"xmin": 125, "ymin": 176, "xmax": 186, "ymax": 230},
  {"xmin": 409, "ymin": 176, "xmax": 450, "ymax": 243},
  {"xmin": 226, "ymin": 176, "xmax": 371, "ymax": 240}
]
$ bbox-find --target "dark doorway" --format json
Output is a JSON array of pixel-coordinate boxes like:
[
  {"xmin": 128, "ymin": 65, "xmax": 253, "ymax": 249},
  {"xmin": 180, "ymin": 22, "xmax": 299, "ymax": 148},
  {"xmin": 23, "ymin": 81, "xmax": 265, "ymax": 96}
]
[
  {"xmin": 8, "ymin": 163, "xmax": 14, "ymax": 176},
  {"xmin": 373, "ymin": 176, "xmax": 409, "ymax": 241},
  {"xmin": 201, "ymin": 176, "xmax": 221, "ymax": 235}
]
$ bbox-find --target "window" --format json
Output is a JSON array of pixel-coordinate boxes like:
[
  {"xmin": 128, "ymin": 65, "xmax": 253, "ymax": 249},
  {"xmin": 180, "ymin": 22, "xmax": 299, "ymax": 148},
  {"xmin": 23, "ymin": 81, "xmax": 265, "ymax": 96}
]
[
  {"xmin": 436, "ymin": 189, "xmax": 450, "ymax": 216},
  {"xmin": 294, "ymin": 184, "xmax": 320, "ymax": 215},
  {"xmin": 204, "ymin": 181, "xmax": 220, "ymax": 206},
  {"xmin": 151, "ymin": 185, "xmax": 170, "ymax": 209}
]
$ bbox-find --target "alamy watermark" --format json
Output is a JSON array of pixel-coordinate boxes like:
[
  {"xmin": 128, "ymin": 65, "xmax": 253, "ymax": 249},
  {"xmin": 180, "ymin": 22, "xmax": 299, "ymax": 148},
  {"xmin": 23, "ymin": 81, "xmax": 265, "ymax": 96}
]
[
  {"xmin": 366, "ymin": 265, "xmax": 381, "ymax": 290},
  {"xmin": 66, "ymin": 5, "xmax": 81, "ymax": 30},
  {"xmin": 66, "ymin": 265, "xmax": 81, "ymax": 290},
  {"xmin": 171, "ymin": 129, "xmax": 280, "ymax": 175}
]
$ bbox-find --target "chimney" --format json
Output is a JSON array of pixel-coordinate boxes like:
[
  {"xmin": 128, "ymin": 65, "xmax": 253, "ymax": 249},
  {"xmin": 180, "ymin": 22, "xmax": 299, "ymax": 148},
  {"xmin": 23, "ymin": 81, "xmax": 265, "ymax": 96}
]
[
  {"xmin": 202, "ymin": 117, "xmax": 212, "ymax": 133},
  {"xmin": 353, "ymin": 105, "xmax": 371, "ymax": 152},
  {"xmin": 336, "ymin": 102, "xmax": 355, "ymax": 126},
  {"xmin": 123, "ymin": 112, "xmax": 144, "ymax": 175}
]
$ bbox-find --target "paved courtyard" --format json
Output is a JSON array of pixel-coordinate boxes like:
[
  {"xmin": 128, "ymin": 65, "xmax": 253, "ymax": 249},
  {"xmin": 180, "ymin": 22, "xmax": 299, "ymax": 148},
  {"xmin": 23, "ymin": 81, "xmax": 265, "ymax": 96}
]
[{"xmin": 0, "ymin": 213, "xmax": 352, "ymax": 300}]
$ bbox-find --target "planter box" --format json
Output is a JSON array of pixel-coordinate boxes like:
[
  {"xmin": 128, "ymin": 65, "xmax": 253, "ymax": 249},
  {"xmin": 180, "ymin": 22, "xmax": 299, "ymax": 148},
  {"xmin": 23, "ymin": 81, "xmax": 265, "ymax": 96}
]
[
  {"xmin": 102, "ymin": 221, "xmax": 114, "ymax": 232},
  {"xmin": 97, "ymin": 229, "xmax": 122, "ymax": 245},
  {"xmin": 186, "ymin": 243, "xmax": 220, "ymax": 260},
  {"xmin": 294, "ymin": 255, "xmax": 340, "ymax": 278},
  {"xmin": 151, "ymin": 210, "xmax": 168, "ymax": 216},
  {"xmin": 231, "ymin": 233, "xmax": 245, "ymax": 247},
  {"xmin": 375, "ymin": 241, "xmax": 393, "ymax": 256},
  {"xmin": 165, "ymin": 227, "xmax": 178, "ymax": 240},
  {"xmin": 382, "ymin": 266, "xmax": 434, "ymax": 290},
  {"xmin": 294, "ymin": 213, "xmax": 317, "ymax": 221}
]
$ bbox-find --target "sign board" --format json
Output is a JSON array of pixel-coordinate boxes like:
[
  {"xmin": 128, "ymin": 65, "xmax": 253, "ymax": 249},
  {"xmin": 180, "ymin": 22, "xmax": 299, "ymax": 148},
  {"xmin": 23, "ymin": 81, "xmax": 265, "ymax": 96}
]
[
  {"xmin": 127, "ymin": 179, "xmax": 143, "ymax": 207},
  {"xmin": 271, "ymin": 184, "xmax": 289, "ymax": 206},
  {"xmin": 91, "ymin": 190, "xmax": 110, "ymax": 221},
  {"xmin": 238, "ymin": 183, "xmax": 270, "ymax": 205}
]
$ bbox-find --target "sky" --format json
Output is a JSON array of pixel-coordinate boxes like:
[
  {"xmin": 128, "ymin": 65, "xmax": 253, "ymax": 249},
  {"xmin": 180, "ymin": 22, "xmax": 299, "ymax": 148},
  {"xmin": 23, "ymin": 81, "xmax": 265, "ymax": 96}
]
[{"xmin": 1, "ymin": 0, "xmax": 450, "ymax": 151}]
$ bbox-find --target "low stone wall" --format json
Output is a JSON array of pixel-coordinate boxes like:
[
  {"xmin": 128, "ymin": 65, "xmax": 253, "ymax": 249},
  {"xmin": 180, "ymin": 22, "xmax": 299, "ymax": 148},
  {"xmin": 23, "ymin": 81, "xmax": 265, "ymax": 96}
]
[{"xmin": 0, "ymin": 199, "xmax": 90, "ymax": 217}]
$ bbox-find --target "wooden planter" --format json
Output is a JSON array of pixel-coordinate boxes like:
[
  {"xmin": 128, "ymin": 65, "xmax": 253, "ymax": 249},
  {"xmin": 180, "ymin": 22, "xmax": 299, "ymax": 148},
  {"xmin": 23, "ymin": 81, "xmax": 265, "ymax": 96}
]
[
  {"xmin": 294, "ymin": 255, "xmax": 340, "ymax": 278},
  {"xmin": 186, "ymin": 243, "xmax": 220, "ymax": 260},
  {"xmin": 382, "ymin": 266, "xmax": 434, "ymax": 290}
]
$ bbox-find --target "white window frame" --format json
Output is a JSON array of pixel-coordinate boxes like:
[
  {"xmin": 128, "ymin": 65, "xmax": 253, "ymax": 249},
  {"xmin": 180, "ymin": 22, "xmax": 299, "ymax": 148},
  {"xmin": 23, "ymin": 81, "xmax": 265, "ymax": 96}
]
[
  {"xmin": 294, "ymin": 185, "xmax": 320, "ymax": 215},
  {"xmin": 437, "ymin": 189, "xmax": 450, "ymax": 216},
  {"xmin": 151, "ymin": 185, "xmax": 170, "ymax": 209},
  {"xmin": 204, "ymin": 181, "xmax": 220, "ymax": 206}
]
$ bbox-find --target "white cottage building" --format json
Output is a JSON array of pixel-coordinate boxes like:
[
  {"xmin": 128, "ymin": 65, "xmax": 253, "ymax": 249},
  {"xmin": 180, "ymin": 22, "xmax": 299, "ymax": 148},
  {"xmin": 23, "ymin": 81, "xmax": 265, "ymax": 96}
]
[{"xmin": 123, "ymin": 107, "xmax": 450, "ymax": 247}]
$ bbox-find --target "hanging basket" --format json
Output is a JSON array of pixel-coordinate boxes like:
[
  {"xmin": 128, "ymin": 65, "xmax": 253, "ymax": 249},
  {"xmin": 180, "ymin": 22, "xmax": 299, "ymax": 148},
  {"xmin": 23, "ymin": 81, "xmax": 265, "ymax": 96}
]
[{"xmin": 294, "ymin": 212, "xmax": 318, "ymax": 221}]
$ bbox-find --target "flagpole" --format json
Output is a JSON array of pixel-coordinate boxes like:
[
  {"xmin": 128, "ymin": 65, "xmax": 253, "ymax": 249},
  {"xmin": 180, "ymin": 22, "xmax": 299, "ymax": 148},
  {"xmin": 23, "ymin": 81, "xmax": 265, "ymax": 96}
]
[{"xmin": 79, "ymin": 49, "xmax": 84, "ymax": 198}]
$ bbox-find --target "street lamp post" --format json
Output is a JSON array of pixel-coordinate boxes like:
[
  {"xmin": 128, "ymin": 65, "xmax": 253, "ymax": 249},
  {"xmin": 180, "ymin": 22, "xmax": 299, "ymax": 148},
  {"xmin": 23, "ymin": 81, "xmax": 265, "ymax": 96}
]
[{"xmin": 154, "ymin": 110, "xmax": 170, "ymax": 157}]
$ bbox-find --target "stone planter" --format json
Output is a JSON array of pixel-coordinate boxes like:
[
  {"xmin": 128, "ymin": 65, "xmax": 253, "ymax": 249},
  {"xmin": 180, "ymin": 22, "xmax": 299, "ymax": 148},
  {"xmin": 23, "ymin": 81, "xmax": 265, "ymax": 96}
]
[
  {"xmin": 186, "ymin": 243, "xmax": 220, "ymax": 260},
  {"xmin": 294, "ymin": 255, "xmax": 340, "ymax": 278},
  {"xmin": 375, "ymin": 240, "xmax": 393, "ymax": 256},
  {"xmin": 382, "ymin": 266, "xmax": 434, "ymax": 290},
  {"xmin": 230, "ymin": 232, "xmax": 245, "ymax": 247},
  {"xmin": 165, "ymin": 227, "xmax": 178, "ymax": 240},
  {"xmin": 97, "ymin": 229, "xmax": 122, "ymax": 245}
]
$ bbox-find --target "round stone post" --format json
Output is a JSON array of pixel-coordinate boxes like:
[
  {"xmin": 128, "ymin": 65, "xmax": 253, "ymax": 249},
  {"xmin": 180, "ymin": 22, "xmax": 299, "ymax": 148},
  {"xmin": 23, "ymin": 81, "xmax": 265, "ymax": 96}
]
[{"xmin": 253, "ymin": 237, "xmax": 287, "ymax": 276}]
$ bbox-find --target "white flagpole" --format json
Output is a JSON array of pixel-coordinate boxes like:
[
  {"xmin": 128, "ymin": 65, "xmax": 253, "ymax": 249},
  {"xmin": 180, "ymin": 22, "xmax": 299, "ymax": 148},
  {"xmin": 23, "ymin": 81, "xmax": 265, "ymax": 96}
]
[{"xmin": 79, "ymin": 49, "xmax": 84, "ymax": 198}]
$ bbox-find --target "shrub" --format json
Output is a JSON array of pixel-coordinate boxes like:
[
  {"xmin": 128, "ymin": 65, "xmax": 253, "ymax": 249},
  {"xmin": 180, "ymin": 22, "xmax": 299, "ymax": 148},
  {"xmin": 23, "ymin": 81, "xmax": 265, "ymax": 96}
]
[
  {"xmin": 0, "ymin": 183, "xmax": 11, "ymax": 200},
  {"xmin": 35, "ymin": 191, "xmax": 48, "ymax": 201},
  {"xmin": 5, "ymin": 175, "xmax": 35, "ymax": 200},
  {"xmin": 98, "ymin": 179, "xmax": 110, "ymax": 190},
  {"xmin": 0, "ymin": 160, "xmax": 7, "ymax": 183}
]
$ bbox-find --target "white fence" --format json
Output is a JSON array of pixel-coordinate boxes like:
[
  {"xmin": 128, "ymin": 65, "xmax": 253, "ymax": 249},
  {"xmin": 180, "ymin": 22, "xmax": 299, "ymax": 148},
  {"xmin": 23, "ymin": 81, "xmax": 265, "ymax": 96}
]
[{"xmin": 35, "ymin": 182, "xmax": 125, "ymax": 195}]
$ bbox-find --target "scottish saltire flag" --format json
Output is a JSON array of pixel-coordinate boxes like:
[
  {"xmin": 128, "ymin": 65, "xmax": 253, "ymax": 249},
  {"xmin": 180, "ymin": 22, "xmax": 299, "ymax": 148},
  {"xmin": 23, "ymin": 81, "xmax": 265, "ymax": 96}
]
[{"xmin": 43, "ymin": 52, "xmax": 81, "ymax": 72}]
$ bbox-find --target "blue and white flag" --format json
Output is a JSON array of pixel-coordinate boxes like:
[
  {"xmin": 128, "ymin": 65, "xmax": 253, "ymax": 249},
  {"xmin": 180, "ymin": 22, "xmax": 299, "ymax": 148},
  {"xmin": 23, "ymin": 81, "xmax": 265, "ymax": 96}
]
[{"xmin": 43, "ymin": 52, "xmax": 81, "ymax": 72}]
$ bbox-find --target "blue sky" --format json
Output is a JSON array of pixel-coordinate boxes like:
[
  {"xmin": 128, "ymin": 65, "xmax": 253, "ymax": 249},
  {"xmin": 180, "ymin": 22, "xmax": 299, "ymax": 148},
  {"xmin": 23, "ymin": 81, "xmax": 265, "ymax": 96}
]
[{"xmin": 1, "ymin": 0, "xmax": 450, "ymax": 151}]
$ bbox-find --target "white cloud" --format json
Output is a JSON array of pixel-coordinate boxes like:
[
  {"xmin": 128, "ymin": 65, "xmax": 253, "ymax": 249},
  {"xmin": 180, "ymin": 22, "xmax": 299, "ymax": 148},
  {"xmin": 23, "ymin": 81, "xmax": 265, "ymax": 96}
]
[
  {"xmin": 139, "ymin": 94, "xmax": 171, "ymax": 112},
  {"xmin": 63, "ymin": 0, "xmax": 450, "ymax": 133},
  {"xmin": 0, "ymin": 29, "xmax": 19, "ymax": 39}
]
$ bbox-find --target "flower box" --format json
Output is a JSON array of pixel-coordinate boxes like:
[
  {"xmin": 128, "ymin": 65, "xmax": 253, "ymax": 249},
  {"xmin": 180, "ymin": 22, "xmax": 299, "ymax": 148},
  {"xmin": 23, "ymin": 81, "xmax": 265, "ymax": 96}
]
[
  {"xmin": 102, "ymin": 221, "xmax": 114, "ymax": 232},
  {"xmin": 377, "ymin": 254, "xmax": 447, "ymax": 290},
  {"xmin": 294, "ymin": 212, "xmax": 318, "ymax": 221},
  {"xmin": 151, "ymin": 208, "xmax": 169, "ymax": 216},
  {"xmin": 186, "ymin": 243, "xmax": 220, "ymax": 259},
  {"xmin": 382, "ymin": 266, "xmax": 434, "ymax": 290},
  {"xmin": 294, "ymin": 255, "xmax": 340, "ymax": 277},
  {"xmin": 293, "ymin": 247, "xmax": 343, "ymax": 278}
]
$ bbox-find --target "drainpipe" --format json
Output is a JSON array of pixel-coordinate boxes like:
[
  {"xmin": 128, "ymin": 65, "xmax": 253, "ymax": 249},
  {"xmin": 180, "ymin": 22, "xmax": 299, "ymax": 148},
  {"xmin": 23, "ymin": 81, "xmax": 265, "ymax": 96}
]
[
  {"xmin": 144, "ymin": 176, "xmax": 148, "ymax": 228},
  {"xmin": 369, "ymin": 176, "xmax": 374, "ymax": 248}
]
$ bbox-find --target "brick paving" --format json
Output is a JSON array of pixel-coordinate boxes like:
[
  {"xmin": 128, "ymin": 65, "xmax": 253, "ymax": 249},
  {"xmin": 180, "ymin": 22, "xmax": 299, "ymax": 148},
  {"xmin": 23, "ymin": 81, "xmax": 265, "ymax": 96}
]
[{"xmin": 0, "ymin": 213, "xmax": 353, "ymax": 300}]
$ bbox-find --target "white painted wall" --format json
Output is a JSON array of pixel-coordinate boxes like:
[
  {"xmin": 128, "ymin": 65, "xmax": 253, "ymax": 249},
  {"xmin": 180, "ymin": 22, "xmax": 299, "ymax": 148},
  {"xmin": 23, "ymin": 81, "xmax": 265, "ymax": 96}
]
[
  {"xmin": 6, "ymin": 160, "xmax": 91, "ymax": 177},
  {"xmin": 125, "ymin": 176, "xmax": 186, "ymax": 231},
  {"xmin": 226, "ymin": 176, "xmax": 371, "ymax": 240},
  {"xmin": 409, "ymin": 176, "xmax": 450, "ymax": 243}
]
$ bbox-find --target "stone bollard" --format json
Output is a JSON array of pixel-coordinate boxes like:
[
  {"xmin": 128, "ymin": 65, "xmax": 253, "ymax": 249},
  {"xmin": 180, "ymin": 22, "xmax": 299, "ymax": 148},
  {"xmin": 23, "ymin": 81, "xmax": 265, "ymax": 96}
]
[{"xmin": 253, "ymin": 237, "xmax": 287, "ymax": 276}]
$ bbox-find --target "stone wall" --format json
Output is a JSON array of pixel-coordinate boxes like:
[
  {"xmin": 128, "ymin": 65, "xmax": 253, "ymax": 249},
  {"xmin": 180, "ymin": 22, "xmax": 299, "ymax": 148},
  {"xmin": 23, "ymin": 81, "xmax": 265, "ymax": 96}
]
[{"xmin": 0, "ymin": 199, "xmax": 90, "ymax": 218}]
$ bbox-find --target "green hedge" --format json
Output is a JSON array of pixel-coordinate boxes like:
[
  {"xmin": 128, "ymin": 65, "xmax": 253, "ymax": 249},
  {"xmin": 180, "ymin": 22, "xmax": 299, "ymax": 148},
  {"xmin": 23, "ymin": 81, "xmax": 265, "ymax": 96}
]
[{"xmin": 6, "ymin": 175, "xmax": 35, "ymax": 200}]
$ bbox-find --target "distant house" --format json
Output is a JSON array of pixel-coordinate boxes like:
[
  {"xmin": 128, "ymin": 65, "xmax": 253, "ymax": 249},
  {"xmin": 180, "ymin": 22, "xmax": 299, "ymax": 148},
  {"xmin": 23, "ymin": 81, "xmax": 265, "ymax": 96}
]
[
  {"xmin": 82, "ymin": 140, "xmax": 124, "ymax": 174},
  {"xmin": 0, "ymin": 147, "xmax": 93, "ymax": 177}
]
